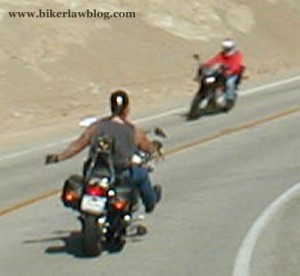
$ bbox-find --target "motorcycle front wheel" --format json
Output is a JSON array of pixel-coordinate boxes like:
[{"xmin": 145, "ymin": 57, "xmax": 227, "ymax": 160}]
[{"xmin": 188, "ymin": 93, "xmax": 202, "ymax": 120}]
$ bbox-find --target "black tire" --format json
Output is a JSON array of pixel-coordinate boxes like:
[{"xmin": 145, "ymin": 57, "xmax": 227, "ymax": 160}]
[
  {"xmin": 106, "ymin": 221, "xmax": 126, "ymax": 253},
  {"xmin": 188, "ymin": 93, "xmax": 202, "ymax": 120},
  {"xmin": 81, "ymin": 215, "xmax": 103, "ymax": 257},
  {"xmin": 107, "ymin": 235, "xmax": 126, "ymax": 253},
  {"xmin": 223, "ymin": 99, "xmax": 235, "ymax": 113}
]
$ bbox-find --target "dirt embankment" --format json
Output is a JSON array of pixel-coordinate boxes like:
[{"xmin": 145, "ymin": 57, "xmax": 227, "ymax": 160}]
[{"xmin": 0, "ymin": 0, "xmax": 299, "ymax": 147}]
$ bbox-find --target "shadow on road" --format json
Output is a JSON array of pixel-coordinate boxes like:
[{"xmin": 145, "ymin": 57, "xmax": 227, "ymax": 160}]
[
  {"xmin": 24, "ymin": 230, "xmax": 87, "ymax": 258},
  {"xmin": 184, "ymin": 109, "xmax": 228, "ymax": 121},
  {"xmin": 24, "ymin": 229, "xmax": 145, "ymax": 258}
]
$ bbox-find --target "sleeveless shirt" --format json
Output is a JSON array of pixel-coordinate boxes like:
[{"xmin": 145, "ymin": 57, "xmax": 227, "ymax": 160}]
[{"xmin": 90, "ymin": 116, "xmax": 137, "ymax": 170}]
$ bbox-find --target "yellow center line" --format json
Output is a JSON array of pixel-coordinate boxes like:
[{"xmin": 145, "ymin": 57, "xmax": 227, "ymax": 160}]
[
  {"xmin": 167, "ymin": 106, "xmax": 300, "ymax": 155},
  {"xmin": 1, "ymin": 105, "xmax": 300, "ymax": 217},
  {"xmin": 0, "ymin": 189, "xmax": 60, "ymax": 217}
]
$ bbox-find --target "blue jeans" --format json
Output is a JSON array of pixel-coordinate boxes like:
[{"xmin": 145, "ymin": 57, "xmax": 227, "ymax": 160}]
[
  {"xmin": 123, "ymin": 166, "xmax": 157, "ymax": 212},
  {"xmin": 226, "ymin": 75, "xmax": 238, "ymax": 101}
]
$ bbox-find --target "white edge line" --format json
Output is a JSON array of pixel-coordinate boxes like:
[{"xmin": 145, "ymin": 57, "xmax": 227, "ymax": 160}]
[
  {"xmin": 138, "ymin": 75, "xmax": 300, "ymax": 122},
  {"xmin": 232, "ymin": 181, "xmax": 300, "ymax": 276},
  {"xmin": 1, "ymin": 75, "xmax": 300, "ymax": 162},
  {"xmin": 242, "ymin": 75, "xmax": 300, "ymax": 96}
]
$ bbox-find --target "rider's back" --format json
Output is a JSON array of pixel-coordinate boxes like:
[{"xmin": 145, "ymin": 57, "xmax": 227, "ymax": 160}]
[{"xmin": 90, "ymin": 116, "xmax": 137, "ymax": 171}]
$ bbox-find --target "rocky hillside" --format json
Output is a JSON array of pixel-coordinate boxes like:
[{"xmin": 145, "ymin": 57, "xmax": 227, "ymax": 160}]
[{"xmin": 0, "ymin": 0, "xmax": 299, "ymax": 146}]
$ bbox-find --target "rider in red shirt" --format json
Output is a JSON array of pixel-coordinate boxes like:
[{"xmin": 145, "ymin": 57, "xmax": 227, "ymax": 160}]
[{"xmin": 203, "ymin": 38, "xmax": 244, "ymax": 102}]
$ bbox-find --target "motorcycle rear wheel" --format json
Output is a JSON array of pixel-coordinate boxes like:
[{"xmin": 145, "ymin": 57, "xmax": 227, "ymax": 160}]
[
  {"xmin": 106, "ymin": 220, "xmax": 126, "ymax": 253},
  {"xmin": 81, "ymin": 215, "xmax": 103, "ymax": 257},
  {"xmin": 106, "ymin": 234, "xmax": 125, "ymax": 253}
]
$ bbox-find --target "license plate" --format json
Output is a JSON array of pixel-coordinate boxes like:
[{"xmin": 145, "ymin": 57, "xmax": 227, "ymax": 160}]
[{"xmin": 81, "ymin": 195, "xmax": 107, "ymax": 215}]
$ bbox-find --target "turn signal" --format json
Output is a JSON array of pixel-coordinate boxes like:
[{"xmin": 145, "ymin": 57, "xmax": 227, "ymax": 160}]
[
  {"xmin": 112, "ymin": 199, "xmax": 127, "ymax": 211},
  {"xmin": 64, "ymin": 191, "xmax": 79, "ymax": 202}
]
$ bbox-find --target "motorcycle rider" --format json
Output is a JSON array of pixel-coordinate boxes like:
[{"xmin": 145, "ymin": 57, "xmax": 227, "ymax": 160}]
[
  {"xmin": 201, "ymin": 38, "xmax": 244, "ymax": 105},
  {"xmin": 45, "ymin": 90, "xmax": 162, "ymax": 213}
]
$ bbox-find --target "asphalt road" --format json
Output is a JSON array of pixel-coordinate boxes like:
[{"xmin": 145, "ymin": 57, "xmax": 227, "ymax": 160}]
[{"xmin": 1, "ymin": 76, "xmax": 300, "ymax": 276}]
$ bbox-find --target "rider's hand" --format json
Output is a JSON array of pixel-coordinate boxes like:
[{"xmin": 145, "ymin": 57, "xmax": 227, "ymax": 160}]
[
  {"xmin": 152, "ymin": 140, "xmax": 165, "ymax": 160},
  {"xmin": 45, "ymin": 154, "xmax": 60, "ymax": 164},
  {"xmin": 152, "ymin": 140, "xmax": 163, "ymax": 152}
]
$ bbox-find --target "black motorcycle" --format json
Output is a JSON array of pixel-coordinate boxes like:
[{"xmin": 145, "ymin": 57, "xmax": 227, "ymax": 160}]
[
  {"xmin": 188, "ymin": 55, "xmax": 239, "ymax": 120},
  {"xmin": 61, "ymin": 130, "xmax": 165, "ymax": 257}
]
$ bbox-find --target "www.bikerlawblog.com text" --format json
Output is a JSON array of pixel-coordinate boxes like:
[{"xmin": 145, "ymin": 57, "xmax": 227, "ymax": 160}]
[{"xmin": 8, "ymin": 9, "xmax": 136, "ymax": 20}]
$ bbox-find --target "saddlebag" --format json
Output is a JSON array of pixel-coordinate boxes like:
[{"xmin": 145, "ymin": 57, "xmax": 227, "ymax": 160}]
[
  {"xmin": 114, "ymin": 181, "xmax": 139, "ymax": 211},
  {"xmin": 61, "ymin": 174, "xmax": 86, "ymax": 210}
]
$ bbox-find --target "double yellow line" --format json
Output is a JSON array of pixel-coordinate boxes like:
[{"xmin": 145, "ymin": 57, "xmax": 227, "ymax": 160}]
[{"xmin": 1, "ymin": 105, "xmax": 300, "ymax": 217}]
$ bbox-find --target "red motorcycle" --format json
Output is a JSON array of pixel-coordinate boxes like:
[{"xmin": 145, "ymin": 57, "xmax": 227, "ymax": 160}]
[{"xmin": 188, "ymin": 54, "xmax": 243, "ymax": 120}]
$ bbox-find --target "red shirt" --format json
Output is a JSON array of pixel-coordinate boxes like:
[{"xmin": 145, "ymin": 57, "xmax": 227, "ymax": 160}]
[{"xmin": 203, "ymin": 50, "xmax": 244, "ymax": 76}]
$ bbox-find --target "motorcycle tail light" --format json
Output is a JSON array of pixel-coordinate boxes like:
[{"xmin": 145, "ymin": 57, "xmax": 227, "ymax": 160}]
[
  {"xmin": 112, "ymin": 199, "xmax": 127, "ymax": 211},
  {"xmin": 85, "ymin": 185, "xmax": 106, "ymax": 197}
]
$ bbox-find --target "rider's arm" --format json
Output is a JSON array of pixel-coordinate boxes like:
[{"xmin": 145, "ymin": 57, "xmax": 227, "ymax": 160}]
[
  {"xmin": 134, "ymin": 127, "xmax": 154, "ymax": 154},
  {"xmin": 203, "ymin": 53, "xmax": 223, "ymax": 67},
  {"xmin": 56, "ymin": 125, "xmax": 96, "ymax": 161}
]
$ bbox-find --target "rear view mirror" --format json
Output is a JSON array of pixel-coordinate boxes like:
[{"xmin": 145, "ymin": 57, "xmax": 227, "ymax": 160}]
[{"xmin": 193, "ymin": 54, "xmax": 200, "ymax": 61}]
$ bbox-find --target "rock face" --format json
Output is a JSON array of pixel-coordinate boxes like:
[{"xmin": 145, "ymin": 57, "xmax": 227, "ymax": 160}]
[{"xmin": 0, "ymin": 0, "xmax": 299, "ymax": 145}]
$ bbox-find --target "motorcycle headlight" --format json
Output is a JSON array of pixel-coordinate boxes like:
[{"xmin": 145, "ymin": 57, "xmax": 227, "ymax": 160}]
[{"xmin": 205, "ymin": 76, "xmax": 216, "ymax": 84}]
